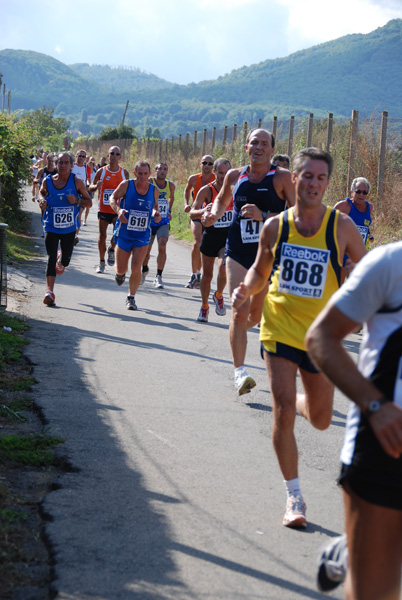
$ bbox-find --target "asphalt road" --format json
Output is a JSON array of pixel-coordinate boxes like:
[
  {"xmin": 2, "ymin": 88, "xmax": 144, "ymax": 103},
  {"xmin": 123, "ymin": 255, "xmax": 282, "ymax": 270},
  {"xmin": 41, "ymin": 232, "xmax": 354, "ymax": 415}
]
[{"xmin": 15, "ymin": 193, "xmax": 361, "ymax": 600}]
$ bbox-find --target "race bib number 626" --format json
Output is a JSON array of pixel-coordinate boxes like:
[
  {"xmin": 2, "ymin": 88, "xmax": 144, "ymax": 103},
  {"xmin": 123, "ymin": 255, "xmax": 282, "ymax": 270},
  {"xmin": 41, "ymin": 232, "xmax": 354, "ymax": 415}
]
[{"xmin": 278, "ymin": 243, "xmax": 330, "ymax": 298}]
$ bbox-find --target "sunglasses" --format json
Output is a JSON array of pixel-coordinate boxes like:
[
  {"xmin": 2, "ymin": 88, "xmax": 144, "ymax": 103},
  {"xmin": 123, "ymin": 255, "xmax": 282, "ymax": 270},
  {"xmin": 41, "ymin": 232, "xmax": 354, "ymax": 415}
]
[
  {"xmin": 354, "ymin": 190, "xmax": 368, "ymax": 195},
  {"xmin": 77, "ymin": 155, "xmax": 86, "ymax": 158},
  {"xmin": 202, "ymin": 161, "xmax": 213, "ymax": 166},
  {"xmin": 110, "ymin": 152, "xmax": 121, "ymax": 156}
]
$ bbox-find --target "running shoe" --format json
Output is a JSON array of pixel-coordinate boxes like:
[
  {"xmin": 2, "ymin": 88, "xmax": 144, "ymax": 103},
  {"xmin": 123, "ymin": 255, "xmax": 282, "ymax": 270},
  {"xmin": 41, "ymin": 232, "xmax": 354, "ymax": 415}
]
[
  {"xmin": 83, "ymin": 222, "xmax": 87, "ymax": 226},
  {"xmin": 317, "ymin": 534, "xmax": 348, "ymax": 592},
  {"xmin": 115, "ymin": 273, "xmax": 126, "ymax": 286},
  {"xmin": 55, "ymin": 251, "xmax": 65, "ymax": 275},
  {"xmin": 196, "ymin": 273, "xmax": 201, "ymax": 286},
  {"xmin": 43, "ymin": 290, "xmax": 56, "ymax": 307},
  {"xmin": 96, "ymin": 261, "xmax": 106, "ymax": 274},
  {"xmin": 154, "ymin": 274, "xmax": 164, "ymax": 289},
  {"xmin": 141, "ymin": 269, "xmax": 148, "ymax": 285},
  {"xmin": 283, "ymin": 495, "xmax": 307, "ymax": 529},
  {"xmin": 185, "ymin": 274, "xmax": 198, "ymax": 289},
  {"xmin": 234, "ymin": 367, "xmax": 256, "ymax": 395},
  {"xmin": 126, "ymin": 295, "xmax": 137, "ymax": 311},
  {"xmin": 107, "ymin": 246, "xmax": 115, "ymax": 266},
  {"xmin": 197, "ymin": 306, "xmax": 209, "ymax": 322},
  {"xmin": 74, "ymin": 236, "xmax": 79, "ymax": 245},
  {"xmin": 212, "ymin": 291, "xmax": 226, "ymax": 316}
]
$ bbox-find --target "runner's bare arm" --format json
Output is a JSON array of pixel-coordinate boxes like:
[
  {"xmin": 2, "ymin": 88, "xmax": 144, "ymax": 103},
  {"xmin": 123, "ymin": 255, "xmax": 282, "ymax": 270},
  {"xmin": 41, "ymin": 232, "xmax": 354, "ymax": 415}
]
[{"xmin": 204, "ymin": 168, "xmax": 240, "ymax": 226}]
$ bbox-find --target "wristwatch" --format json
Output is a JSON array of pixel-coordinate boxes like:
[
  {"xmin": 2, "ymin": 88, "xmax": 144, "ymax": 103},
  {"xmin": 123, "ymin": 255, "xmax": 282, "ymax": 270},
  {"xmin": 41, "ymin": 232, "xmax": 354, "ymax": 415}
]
[
  {"xmin": 261, "ymin": 210, "xmax": 270, "ymax": 221},
  {"xmin": 365, "ymin": 396, "xmax": 388, "ymax": 417}
]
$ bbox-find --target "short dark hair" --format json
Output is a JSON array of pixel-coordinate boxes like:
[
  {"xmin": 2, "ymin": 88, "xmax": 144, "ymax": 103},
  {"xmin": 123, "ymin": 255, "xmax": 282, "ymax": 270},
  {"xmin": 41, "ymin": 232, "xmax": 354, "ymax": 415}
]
[
  {"xmin": 135, "ymin": 160, "xmax": 151, "ymax": 172},
  {"xmin": 293, "ymin": 147, "xmax": 333, "ymax": 178},
  {"xmin": 272, "ymin": 154, "xmax": 290, "ymax": 168}
]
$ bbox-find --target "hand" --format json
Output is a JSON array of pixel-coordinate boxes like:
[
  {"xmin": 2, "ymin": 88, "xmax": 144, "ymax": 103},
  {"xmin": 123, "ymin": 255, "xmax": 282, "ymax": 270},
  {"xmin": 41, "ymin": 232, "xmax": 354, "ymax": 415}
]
[
  {"xmin": 231, "ymin": 282, "xmax": 250, "ymax": 309},
  {"xmin": 153, "ymin": 210, "xmax": 161, "ymax": 223},
  {"xmin": 369, "ymin": 402, "xmax": 402, "ymax": 459},
  {"xmin": 344, "ymin": 258, "xmax": 355, "ymax": 277},
  {"xmin": 202, "ymin": 210, "xmax": 217, "ymax": 227},
  {"xmin": 241, "ymin": 203, "xmax": 261, "ymax": 220},
  {"xmin": 118, "ymin": 208, "xmax": 128, "ymax": 223},
  {"xmin": 66, "ymin": 195, "xmax": 77, "ymax": 204},
  {"xmin": 39, "ymin": 198, "xmax": 47, "ymax": 209},
  {"xmin": 184, "ymin": 205, "xmax": 191, "ymax": 213}
]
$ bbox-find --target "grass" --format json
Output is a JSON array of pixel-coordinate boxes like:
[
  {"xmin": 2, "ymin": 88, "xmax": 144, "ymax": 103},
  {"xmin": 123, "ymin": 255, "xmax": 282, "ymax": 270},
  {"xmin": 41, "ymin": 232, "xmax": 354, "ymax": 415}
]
[
  {"xmin": 0, "ymin": 314, "xmax": 30, "ymax": 368},
  {"xmin": 0, "ymin": 434, "xmax": 64, "ymax": 467},
  {"xmin": 5, "ymin": 228, "xmax": 40, "ymax": 263}
]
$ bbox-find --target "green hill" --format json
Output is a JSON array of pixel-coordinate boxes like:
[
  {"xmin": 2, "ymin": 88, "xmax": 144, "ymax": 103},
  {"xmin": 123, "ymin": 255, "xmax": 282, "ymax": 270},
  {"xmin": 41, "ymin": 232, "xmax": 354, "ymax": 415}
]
[{"xmin": 1, "ymin": 19, "xmax": 401, "ymax": 136}]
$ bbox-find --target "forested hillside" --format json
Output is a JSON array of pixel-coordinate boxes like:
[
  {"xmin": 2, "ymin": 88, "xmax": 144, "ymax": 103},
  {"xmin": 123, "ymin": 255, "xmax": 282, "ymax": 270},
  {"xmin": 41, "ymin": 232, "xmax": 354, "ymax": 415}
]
[{"xmin": 1, "ymin": 19, "xmax": 401, "ymax": 137}]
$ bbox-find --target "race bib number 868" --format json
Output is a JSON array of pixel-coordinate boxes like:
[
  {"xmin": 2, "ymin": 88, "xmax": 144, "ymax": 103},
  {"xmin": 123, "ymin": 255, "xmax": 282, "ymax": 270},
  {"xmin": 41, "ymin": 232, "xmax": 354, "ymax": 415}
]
[{"xmin": 278, "ymin": 243, "xmax": 330, "ymax": 298}]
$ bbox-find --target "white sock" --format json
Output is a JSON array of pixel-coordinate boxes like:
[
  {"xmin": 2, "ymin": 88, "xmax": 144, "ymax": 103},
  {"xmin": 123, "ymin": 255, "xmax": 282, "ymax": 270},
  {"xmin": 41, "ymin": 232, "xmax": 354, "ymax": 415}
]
[{"xmin": 284, "ymin": 478, "xmax": 302, "ymax": 499}]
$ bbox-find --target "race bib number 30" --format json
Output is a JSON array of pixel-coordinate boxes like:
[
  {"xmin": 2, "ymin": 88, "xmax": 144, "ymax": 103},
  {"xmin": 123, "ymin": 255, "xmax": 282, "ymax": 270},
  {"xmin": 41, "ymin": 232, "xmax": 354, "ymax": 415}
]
[
  {"xmin": 127, "ymin": 210, "xmax": 149, "ymax": 232},
  {"xmin": 53, "ymin": 207, "xmax": 74, "ymax": 229},
  {"xmin": 240, "ymin": 218, "xmax": 262, "ymax": 243},
  {"xmin": 278, "ymin": 243, "xmax": 330, "ymax": 298}
]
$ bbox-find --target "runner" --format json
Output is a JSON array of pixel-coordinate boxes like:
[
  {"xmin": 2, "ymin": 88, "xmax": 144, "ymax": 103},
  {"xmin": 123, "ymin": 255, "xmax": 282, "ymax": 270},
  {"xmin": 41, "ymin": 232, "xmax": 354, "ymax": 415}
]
[
  {"xmin": 203, "ymin": 129, "xmax": 295, "ymax": 394},
  {"xmin": 71, "ymin": 149, "xmax": 91, "ymax": 245},
  {"xmin": 190, "ymin": 158, "xmax": 232, "ymax": 323},
  {"xmin": 88, "ymin": 146, "xmax": 129, "ymax": 274},
  {"xmin": 231, "ymin": 147, "xmax": 366, "ymax": 528},
  {"xmin": 306, "ymin": 241, "xmax": 402, "ymax": 599},
  {"xmin": 184, "ymin": 155, "xmax": 215, "ymax": 288},
  {"xmin": 39, "ymin": 152, "xmax": 92, "ymax": 306},
  {"xmin": 34, "ymin": 153, "xmax": 57, "ymax": 234},
  {"xmin": 109, "ymin": 161, "xmax": 160, "ymax": 311},
  {"xmin": 83, "ymin": 156, "xmax": 97, "ymax": 226},
  {"xmin": 141, "ymin": 162, "xmax": 175, "ymax": 289}
]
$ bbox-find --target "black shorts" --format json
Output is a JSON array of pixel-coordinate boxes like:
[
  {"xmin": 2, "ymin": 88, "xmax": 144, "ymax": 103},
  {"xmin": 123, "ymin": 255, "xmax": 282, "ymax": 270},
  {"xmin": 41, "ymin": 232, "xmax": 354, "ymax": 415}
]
[
  {"xmin": 261, "ymin": 340, "xmax": 319, "ymax": 373},
  {"xmin": 200, "ymin": 227, "xmax": 229, "ymax": 258},
  {"xmin": 98, "ymin": 211, "xmax": 117, "ymax": 225}
]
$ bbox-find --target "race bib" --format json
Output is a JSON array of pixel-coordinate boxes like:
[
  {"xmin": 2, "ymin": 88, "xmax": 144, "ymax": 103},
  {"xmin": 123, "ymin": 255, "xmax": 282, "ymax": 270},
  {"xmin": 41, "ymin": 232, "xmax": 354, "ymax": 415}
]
[
  {"xmin": 357, "ymin": 225, "xmax": 369, "ymax": 244},
  {"xmin": 102, "ymin": 189, "xmax": 114, "ymax": 206},
  {"xmin": 158, "ymin": 198, "xmax": 168, "ymax": 217},
  {"xmin": 240, "ymin": 218, "xmax": 263, "ymax": 243},
  {"xmin": 53, "ymin": 206, "xmax": 74, "ymax": 229},
  {"xmin": 215, "ymin": 210, "xmax": 233, "ymax": 229},
  {"xmin": 127, "ymin": 210, "xmax": 149, "ymax": 232},
  {"xmin": 278, "ymin": 243, "xmax": 330, "ymax": 299}
]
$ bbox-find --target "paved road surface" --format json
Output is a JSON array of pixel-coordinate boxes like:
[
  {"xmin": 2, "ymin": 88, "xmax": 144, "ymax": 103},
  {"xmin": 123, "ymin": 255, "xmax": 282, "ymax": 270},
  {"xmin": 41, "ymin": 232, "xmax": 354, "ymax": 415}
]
[{"xmin": 14, "ymin": 194, "xmax": 360, "ymax": 599}]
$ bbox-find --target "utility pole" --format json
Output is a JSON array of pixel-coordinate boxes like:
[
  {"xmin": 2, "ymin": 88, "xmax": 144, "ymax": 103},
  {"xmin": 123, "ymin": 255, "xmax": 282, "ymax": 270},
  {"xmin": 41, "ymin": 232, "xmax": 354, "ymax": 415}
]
[{"xmin": 121, "ymin": 100, "xmax": 129, "ymax": 126}]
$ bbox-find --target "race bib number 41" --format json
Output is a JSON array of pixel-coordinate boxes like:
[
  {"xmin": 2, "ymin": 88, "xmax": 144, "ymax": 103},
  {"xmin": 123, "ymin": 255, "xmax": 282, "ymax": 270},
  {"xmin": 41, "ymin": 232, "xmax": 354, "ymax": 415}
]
[
  {"xmin": 53, "ymin": 206, "xmax": 74, "ymax": 228},
  {"xmin": 127, "ymin": 210, "xmax": 149, "ymax": 232},
  {"xmin": 278, "ymin": 243, "xmax": 330, "ymax": 298},
  {"xmin": 240, "ymin": 218, "xmax": 262, "ymax": 243}
]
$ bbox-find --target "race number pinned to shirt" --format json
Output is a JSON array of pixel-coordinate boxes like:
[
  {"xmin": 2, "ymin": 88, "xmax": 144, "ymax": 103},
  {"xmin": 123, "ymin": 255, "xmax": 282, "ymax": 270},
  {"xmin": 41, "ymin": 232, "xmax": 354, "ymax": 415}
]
[
  {"xmin": 215, "ymin": 210, "xmax": 233, "ymax": 229},
  {"xmin": 158, "ymin": 198, "xmax": 168, "ymax": 217},
  {"xmin": 357, "ymin": 225, "xmax": 369, "ymax": 244},
  {"xmin": 53, "ymin": 206, "xmax": 74, "ymax": 229},
  {"xmin": 278, "ymin": 243, "xmax": 330, "ymax": 298},
  {"xmin": 102, "ymin": 189, "xmax": 114, "ymax": 206},
  {"xmin": 240, "ymin": 218, "xmax": 262, "ymax": 243},
  {"xmin": 127, "ymin": 210, "xmax": 149, "ymax": 232}
]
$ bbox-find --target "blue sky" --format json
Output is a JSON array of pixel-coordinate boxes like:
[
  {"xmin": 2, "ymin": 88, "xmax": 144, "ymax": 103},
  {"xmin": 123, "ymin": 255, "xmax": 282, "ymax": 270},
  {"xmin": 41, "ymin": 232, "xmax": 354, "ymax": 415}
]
[{"xmin": 1, "ymin": 0, "xmax": 401, "ymax": 84}]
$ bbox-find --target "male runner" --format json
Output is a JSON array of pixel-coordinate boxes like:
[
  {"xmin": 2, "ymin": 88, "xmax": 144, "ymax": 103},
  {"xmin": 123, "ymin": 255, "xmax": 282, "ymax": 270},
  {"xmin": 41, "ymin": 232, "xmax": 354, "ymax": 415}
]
[
  {"xmin": 203, "ymin": 129, "xmax": 295, "ymax": 394},
  {"xmin": 190, "ymin": 158, "xmax": 232, "ymax": 323},
  {"xmin": 89, "ymin": 146, "xmax": 129, "ymax": 274},
  {"xmin": 109, "ymin": 161, "xmax": 160, "ymax": 311},
  {"xmin": 306, "ymin": 242, "xmax": 402, "ymax": 600},
  {"xmin": 71, "ymin": 149, "xmax": 91, "ymax": 245},
  {"xmin": 34, "ymin": 153, "xmax": 57, "ymax": 231},
  {"xmin": 334, "ymin": 177, "xmax": 374, "ymax": 284},
  {"xmin": 184, "ymin": 154, "xmax": 214, "ymax": 288},
  {"xmin": 141, "ymin": 162, "xmax": 175, "ymax": 289},
  {"xmin": 231, "ymin": 147, "xmax": 366, "ymax": 528}
]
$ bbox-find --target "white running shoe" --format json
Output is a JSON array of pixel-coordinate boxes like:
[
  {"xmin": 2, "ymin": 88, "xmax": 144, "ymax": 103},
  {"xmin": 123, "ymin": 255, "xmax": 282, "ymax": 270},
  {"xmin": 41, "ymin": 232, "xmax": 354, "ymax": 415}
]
[
  {"xmin": 197, "ymin": 306, "xmax": 209, "ymax": 322},
  {"xmin": 234, "ymin": 368, "xmax": 256, "ymax": 396},
  {"xmin": 212, "ymin": 291, "xmax": 226, "ymax": 316},
  {"xmin": 126, "ymin": 295, "xmax": 137, "ymax": 310},
  {"xmin": 96, "ymin": 261, "xmax": 105, "ymax": 274},
  {"xmin": 154, "ymin": 274, "xmax": 164, "ymax": 289},
  {"xmin": 317, "ymin": 534, "xmax": 348, "ymax": 592},
  {"xmin": 283, "ymin": 495, "xmax": 307, "ymax": 529}
]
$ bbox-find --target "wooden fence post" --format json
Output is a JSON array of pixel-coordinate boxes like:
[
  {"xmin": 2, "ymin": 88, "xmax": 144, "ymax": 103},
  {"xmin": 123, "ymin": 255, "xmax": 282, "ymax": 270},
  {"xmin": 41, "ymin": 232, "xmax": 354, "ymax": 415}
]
[
  {"xmin": 257, "ymin": 118, "xmax": 262, "ymax": 129},
  {"xmin": 232, "ymin": 124, "xmax": 237, "ymax": 144},
  {"xmin": 272, "ymin": 116, "xmax": 277, "ymax": 139},
  {"xmin": 287, "ymin": 116, "xmax": 295, "ymax": 157},
  {"xmin": 193, "ymin": 131, "xmax": 198, "ymax": 156},
  {"xmin": 178, "ymin": 134, "xmax": 182, "ymax": 151},
  {"xmin": 202, "ymin": 129, "xmax": 207, "ymax": 155},
  {"xmin": 307, "ymin": 113, "xmax": 314, "ymax": 147},
  {"xmin": 223, "ymin": 126, "xmax": 228, "ymax": 148},
  {"xmin": 212, "ymin": 127, "xmax": 216, "ymax": 152},
  {"xmin": 171, "ymin": 136, "xmax": 174, "ymax": 154},
  {"xmin": 242, "ymin": 122, "xmax": 248, "ymax": 164},
  {"xmin": 326, "ymin": 113, "xmax": 333, "ymax": 152},
  {"xmin": 185, "ymin": 133, "xmax": 189, "ymax": 160},
  {"xmin": 377, "ymin": 110, "xmax": 388, "ymax": 205},
  {"xmin": 347, "ymin": 110, "xmax": 359, "ymax": 193}
]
